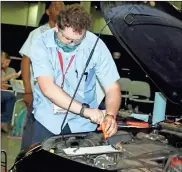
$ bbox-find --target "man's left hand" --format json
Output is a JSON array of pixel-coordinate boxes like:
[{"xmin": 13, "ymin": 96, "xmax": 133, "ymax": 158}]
[{"xmin": 98, "ymin": 115, "xmax": 118, "ymax": 137}]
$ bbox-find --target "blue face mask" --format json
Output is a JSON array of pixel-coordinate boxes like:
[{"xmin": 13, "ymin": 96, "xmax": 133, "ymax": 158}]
[{"xmin": 54, "ymin": 32, "xmax": 80, "ymax": 53}]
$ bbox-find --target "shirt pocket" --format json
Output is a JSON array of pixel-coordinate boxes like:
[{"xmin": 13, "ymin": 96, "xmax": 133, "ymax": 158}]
[{"xmin": 84, "ymin": 67, "xmax": 96, "ymax": 92}]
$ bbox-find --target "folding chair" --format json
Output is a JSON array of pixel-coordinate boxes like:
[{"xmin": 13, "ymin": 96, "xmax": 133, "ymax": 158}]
[
  {"xmin": 117, "ymin": 78, "xmax": 132, "ymax": 105},
  {"xmin": 1, "ymin": 150, "xmax": 7, "ymax": 172},
  {"xmin": 10, "ymin": 79, "xmax": 25, "ymax": 96},
  {"xmin": 129, "ymin": 81, "xmax": 154, "ymax": 103}
]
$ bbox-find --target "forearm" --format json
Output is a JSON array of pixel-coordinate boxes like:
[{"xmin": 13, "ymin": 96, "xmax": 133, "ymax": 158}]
[
  {"xmin": 105, "ymin": 83, "xmax": 121, "ymax": 118},
  {"xmin": 42, "ymin": 82, "xmax": 82, "ymax": 114},
  {"xmin": 21, "ymin": 56, "xmax": 32, "ymax": 93}
]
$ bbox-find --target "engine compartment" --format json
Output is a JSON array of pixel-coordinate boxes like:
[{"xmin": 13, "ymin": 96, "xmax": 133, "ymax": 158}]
[
  {"xmin": 40, "ymin": 129, "xmax": 182, "ymax": 172},
  {"xmin": 13, "ymin": 114, "xmax": 182, "ymax": 172}
]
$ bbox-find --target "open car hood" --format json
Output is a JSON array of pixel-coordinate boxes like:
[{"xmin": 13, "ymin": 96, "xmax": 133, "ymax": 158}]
[{"xmin": 100, "ymin": 1, "xmax": 182, "ymax": 105}]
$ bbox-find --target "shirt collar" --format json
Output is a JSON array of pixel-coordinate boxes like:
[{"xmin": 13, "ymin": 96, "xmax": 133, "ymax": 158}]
[{"xmin": 45, "ymin": 28, "xmax": 57, "ymax": 48}]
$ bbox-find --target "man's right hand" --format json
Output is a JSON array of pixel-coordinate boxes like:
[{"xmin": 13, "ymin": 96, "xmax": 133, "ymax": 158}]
[
  {"xmin": 24, "ymin": 93, "xmax": 33, "ymax": 108},
  {"xmin": 83, "ymin": 108, "xmax": 106, "ymax": 124}
]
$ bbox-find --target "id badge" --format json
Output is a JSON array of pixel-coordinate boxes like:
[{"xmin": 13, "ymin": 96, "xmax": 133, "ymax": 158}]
[{"xmin": 53, "ymin": 104, "xmax": 67, "ymax": 114}]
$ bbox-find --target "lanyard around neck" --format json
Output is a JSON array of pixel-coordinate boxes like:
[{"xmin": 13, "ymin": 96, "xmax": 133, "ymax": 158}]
[{"xmin": 57, "ymin": 51, "xmax": 75, "ymax": 88}]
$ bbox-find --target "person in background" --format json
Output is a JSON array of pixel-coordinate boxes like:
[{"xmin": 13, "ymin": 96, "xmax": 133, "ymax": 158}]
[
  {"xmin": 1, "ymin": 51, "xmax": 17, "ymax": 133},
  {"xmin": 19, "ymin": 1, "xmax": 65, "ymax": 108},
  {"xmin": 21, "ymin": 4, "xmax": 121, "ymax": 150},
  {"xmin": 1, "ymin": 51, "xmax": 20, "ymax": 89}
]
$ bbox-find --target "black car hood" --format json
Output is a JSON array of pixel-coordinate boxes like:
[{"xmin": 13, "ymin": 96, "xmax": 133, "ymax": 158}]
[{"xmin": 100, "ymin": 1, "xmax": 182, "ymax": 105}]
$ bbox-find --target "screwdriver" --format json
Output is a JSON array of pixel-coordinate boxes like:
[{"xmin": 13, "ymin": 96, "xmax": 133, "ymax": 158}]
[{"xmin": 101, "ymin": 120, "xmax": 109, "ymax": 139}]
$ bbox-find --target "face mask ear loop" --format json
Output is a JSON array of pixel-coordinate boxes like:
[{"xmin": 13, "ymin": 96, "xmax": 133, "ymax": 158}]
[{"xmin": 54, "ymin": 31, "xmax": 62, "ymax": 48}]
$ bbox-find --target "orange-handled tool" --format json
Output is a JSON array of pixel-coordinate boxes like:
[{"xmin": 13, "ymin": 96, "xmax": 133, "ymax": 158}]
[
  {"xmin": 126, "ymin": 121, "xmax": 149, "ymax": 128},
  {"xmin": 101, "ymin": 120, "xmax": 109, "ymax": 139}
]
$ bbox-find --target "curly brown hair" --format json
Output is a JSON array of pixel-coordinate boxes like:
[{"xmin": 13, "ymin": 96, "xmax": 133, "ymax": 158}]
[{"xmin": 56, "ymin": 4, "xmax": 91, "ymax": 34}]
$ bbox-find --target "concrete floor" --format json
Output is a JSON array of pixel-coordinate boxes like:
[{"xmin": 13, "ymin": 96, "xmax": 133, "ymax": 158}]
[
  {"xmin": 1, "ymin": 132, "xmax": 21, "ymax": 170},
  {"xmin": 1, "ymin": 93, "xmax": 24, "ymax": 170}
]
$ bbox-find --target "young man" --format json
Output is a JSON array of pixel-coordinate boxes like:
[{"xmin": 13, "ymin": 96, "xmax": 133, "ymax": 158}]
[
  {"xmin": 1, "ymin": 51, "xmax": 20, "ymax": 88},
  {"xmin": 19, "ymin": 1, "xmax": 65, "ymax": 108},
  {"xmin": 1, "ymin": 51, "xmax": 17, "ymax": 132},
  {"xmin": 22, "ymin": 4, "xmax": 121, "ymax": 150}
]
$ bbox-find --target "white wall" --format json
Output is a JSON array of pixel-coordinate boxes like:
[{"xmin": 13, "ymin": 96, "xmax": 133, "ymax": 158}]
[
  {"xmin": 2, "ymin": 1, "xmax": 181, "ymax": 31},
  {"xmin": 169, "ymin": 1, "xmax": 182, "ymax": 10},
  {"xmin": 36, "ymin": 2, "xmax": 46, "ymax": 26},
  {"xmin": 27, "ymin": 3, "xmax": 38, "ymax": 27},
  {"xmin": 1, "ymin": 1, "xmax": 29, "ymax": 26},
  {"xmin": 91, "ymin": 7, "xmax": 112, "ymax": 35},
  {"xmin": 1, "ymin": 1, "xmax": 45, "ymax": 27},
  {"xmin": 80, "ymin": 2, "xmax": 112, "ymax": 35}
]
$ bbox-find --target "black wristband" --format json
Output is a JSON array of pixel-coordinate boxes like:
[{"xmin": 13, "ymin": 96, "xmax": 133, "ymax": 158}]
[
  {"xmin": 80, "ymin": 103, "xmax": 90, "ymax": 117},
  {"xmin": 24, "ymin": 92, "xmax": 33, "ymax": 95}
]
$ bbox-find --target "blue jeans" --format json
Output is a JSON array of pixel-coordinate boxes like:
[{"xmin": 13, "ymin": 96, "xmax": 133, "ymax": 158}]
[
  {"xmin": 21, "ymin": 105, "xmax": 71, "ymax": 151},
  {"xmin": 1, "ymin": 90, "xmax": 16, "ymax": 123}
]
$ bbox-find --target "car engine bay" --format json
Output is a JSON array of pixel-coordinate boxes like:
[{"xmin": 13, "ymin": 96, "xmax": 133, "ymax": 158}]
[
  {"xmin": 39, "ymin": 120, "xmax": 182, "ymax": 172},
  {"xmin": 11, "ymin": 112, "xmax": 182, "ymax": 172}
]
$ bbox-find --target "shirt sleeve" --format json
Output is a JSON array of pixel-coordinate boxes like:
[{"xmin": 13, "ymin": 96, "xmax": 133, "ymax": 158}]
[
  {"xmin": 95, "ymin": 40, "xmax": 120, "ymax": 87},
  {"xmin": 29, "ymin": 36, "xmax": 54, "ymax": 79},
  {"xmin": 19, "ymin": 29, "xmax": 40, "ymax": 57}
]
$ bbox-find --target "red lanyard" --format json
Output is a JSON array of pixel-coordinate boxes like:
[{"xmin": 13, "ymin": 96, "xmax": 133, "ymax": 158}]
[{"xmin": 57, "ymin": 51, "xmax": 75, "ymax": 88}]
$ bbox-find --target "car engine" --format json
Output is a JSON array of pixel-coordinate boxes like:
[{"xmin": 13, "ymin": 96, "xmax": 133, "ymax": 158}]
[{"xmin": 41, "ymin": 128, "xmax": 182, "ymax": 172}]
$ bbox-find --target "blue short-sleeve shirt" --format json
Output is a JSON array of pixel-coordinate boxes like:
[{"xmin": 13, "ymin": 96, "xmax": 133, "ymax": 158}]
[{"xmin": 29, "ymin": 28, "xmax": 120, "ymax": 134}]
